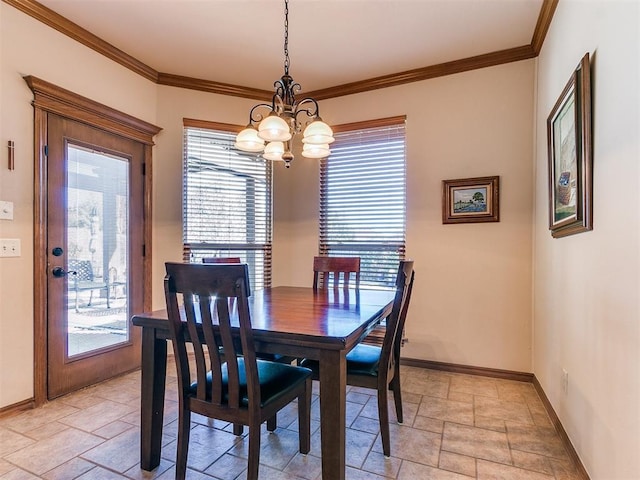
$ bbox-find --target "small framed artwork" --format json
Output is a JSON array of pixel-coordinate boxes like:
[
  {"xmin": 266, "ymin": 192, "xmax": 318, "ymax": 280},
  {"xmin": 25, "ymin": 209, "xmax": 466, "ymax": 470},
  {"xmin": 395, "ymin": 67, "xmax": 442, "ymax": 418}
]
[
  {"xmin": 442, "ymin": 176, "xmax": 500, "ymax": 224},
  {"xmin": 547, "ymin": 52, "xmax": 593, "ymax": 238}
]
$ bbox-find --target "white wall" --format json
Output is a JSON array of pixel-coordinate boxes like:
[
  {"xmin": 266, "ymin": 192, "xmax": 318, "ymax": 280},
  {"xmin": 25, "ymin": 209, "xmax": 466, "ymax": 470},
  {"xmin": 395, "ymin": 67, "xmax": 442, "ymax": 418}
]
[
  {"xmin": 533, "ymin": 1, "xmax": 640, "ymax": 478},
  {"xmin": 0, "ymin": 4, "xmax": 157, "ymax": 407},
  {"xmin": 275, "ymin": 60, "xmax": 536, "ymax": 373}
]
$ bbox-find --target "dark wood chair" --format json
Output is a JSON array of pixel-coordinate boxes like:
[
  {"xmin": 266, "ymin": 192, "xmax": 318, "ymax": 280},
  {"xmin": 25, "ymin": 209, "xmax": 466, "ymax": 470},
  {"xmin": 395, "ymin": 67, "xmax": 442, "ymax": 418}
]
[
  {"xmin": 164, "ymin": 262, "xmax": 312, "ymax": 480},
  {"xmin": 302, "ymin": 260, "xmax": 414, "ymax": 457},
  {"xmin": 202, "ymin": 257, "xmax": 242, "ymax": 264},
  {"xmin": 313, "ymin": 256, "xmax": 360, "ymax": 290}
]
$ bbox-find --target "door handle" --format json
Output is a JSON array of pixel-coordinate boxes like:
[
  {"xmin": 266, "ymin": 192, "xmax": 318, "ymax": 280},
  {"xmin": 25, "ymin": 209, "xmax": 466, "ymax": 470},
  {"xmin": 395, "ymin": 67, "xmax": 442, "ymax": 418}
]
[{"xmin": 52, "ymin": 267, "xmax": 77, "ymax": 278}]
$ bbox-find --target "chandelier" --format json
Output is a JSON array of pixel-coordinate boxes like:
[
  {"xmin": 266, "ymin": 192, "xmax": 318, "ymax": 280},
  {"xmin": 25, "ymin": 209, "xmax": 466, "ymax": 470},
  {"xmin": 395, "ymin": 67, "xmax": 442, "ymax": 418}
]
[{"xmin": 234, "ymin": 0, "xmax": 334, "ymax": 168}]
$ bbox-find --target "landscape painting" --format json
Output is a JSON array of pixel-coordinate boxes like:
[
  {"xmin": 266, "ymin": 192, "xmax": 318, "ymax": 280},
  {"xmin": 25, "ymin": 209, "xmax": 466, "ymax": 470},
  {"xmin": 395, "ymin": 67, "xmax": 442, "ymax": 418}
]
[{"xmin": 442, "ymin": 176, "xmax": 500, "ymax": 224}]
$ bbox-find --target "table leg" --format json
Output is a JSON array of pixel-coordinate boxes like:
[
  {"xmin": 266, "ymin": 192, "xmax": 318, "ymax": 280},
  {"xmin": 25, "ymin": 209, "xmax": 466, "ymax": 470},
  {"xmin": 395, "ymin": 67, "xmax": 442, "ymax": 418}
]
[
  {"xmin": 319, "ymin": 349, "xmax": 346, "ymax": 480},
  {"xmin": 140, "ymin": 327, "xmax": 167, "ymax": 471}
]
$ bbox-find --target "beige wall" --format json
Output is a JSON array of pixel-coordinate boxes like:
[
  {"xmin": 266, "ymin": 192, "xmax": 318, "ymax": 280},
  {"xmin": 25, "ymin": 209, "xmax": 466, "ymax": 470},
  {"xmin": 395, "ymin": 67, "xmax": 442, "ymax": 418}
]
[
  {"xmin": 276, "ymin": 61, "xmax": 536, "ymax": 372},
  {"xmin": 533, "ymin": 1, "xmax": 639, "ymax": 478},
  {"xmin": 0, "ymin": 4, "xmax": 157, "ymax": 407}
]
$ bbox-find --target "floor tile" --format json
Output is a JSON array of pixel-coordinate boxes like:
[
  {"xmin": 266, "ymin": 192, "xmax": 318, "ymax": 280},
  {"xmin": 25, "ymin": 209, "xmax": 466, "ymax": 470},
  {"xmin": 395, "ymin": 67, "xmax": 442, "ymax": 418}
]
[
  {"xmin": 476, "ymin": 458, "xmax": 555, "ymax": 479},
  {"xmin": 4, "ymin": 428, "xmax": 103, "ymax": 475},
  {"xmin": 41, "ymin": 457, "xmax": 96, "ymax": 480},
  {"xmin": 507, "ymin": 424, "xmax": 568, "ymax": 459},
  {"xmin": 442, "ymin": 422, "xmax": 511, "ymax": 465},
  {"xmin": 371, "ymin": 423, "xmax": 441, "ymax": 466},
  {"xmin": 57, "ymin": 399, "xmax": 136, "ymax": 432},
  {"xmin": 417, "ymin": 396, "xmax": 474, "ymax": 426},
  {"xmin": 398, "ymin": 459, "xmax": 473, "ymax": 479},
  {"xmin": 81, "ymin": 427, "xmax": 141, "ymax": 473},
  {"xmin": 0, "ymin": 428, "xmax": 35, "ymax": 457},
  {"xmin": 439, "ymin": 450, "xmax": 477, "ymax": 477},
  {"xmin": 0, "ymin": 363, "xmax": 575, "ymax": 480}
]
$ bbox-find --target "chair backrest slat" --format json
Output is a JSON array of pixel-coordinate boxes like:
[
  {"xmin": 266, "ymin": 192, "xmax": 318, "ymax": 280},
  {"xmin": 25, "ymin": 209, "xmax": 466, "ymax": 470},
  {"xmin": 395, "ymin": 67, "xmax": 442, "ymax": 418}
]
[
  {"xmin": 380, "ymin": 261, "xmax": 414, "ymax": 378},
  {"xmin": 313, "ymin": 256, "xmax": 361, "ymax": 290},
  {"xmin": 164, "ymin": 262, "xmax": 259, "ymax": 410}
]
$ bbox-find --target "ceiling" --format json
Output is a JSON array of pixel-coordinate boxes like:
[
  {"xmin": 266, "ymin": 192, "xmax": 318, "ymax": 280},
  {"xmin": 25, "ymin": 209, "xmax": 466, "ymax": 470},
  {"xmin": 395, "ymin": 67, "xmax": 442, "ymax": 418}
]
[{"xmin": 32, "ymin": 0, "xmax": 545, "ymax": 95}]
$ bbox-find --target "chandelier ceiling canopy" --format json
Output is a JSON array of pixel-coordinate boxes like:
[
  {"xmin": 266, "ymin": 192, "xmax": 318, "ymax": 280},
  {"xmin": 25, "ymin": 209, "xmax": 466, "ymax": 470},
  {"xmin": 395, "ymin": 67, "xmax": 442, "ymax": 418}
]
[{"xmin": 234, "ymin": 0, "xmax": 333, "ymax": 168}]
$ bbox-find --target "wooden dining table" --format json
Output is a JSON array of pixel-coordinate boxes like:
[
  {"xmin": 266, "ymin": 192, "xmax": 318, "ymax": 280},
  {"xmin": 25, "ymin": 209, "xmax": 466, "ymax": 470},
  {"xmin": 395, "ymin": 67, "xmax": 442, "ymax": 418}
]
[{"xmin": 132, "ymin": 285, "xmax": 395, "ymax": 480}]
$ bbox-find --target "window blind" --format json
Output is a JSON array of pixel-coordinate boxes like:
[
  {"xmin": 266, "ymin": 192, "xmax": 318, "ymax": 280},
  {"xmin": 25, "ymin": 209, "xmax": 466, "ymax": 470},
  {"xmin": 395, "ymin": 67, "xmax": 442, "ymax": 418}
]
[
  {"xmin": 319, "ymin": 119, "xmax": 406, "ymax": 289},
  {"xmin": 183, "ymin": 125, "xmax": 272, "ymax": 289}
]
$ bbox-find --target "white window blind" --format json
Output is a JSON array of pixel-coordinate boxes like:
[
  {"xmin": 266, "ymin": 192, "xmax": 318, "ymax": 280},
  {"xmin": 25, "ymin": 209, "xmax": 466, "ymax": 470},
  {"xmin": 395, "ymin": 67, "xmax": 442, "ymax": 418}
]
[
  {"xmin": 183, "ymin": 124, "xmax": 272, "ymax": 289},
  {"xmin": 319, "ymin": 119, "xmax": 406, "ymax": 289}
]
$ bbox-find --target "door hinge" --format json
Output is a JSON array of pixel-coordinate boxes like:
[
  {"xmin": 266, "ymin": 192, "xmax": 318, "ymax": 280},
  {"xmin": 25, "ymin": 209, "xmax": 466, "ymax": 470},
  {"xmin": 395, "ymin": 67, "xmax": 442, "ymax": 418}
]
[
  {"xmin": 142, "ymin": 244, "xmax": 146, "ymax": 257},
  {"xmin": 43, "ymin": 145, "xmax": 48, "ymax": 157},
  {"xmin": 142, "ymin": 162, "xmax": 146, "ymax": 175}
]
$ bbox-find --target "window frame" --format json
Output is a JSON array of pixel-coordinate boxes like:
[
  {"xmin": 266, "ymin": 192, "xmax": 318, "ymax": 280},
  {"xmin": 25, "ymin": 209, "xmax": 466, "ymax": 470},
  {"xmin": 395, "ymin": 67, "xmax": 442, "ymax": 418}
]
[
  {"xmin": 319, "ymin": 116, "xmax": 407, "ymax": 290},
  {"xmin": 182, "ymin": 118, "xmax": 273, "ymax": 289}
]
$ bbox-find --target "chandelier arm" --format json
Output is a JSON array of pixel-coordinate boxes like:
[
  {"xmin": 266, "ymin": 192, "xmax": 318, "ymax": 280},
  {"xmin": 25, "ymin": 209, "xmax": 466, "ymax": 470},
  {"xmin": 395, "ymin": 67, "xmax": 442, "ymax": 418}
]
[
  {"xmin": 293, "ymin": 97, "xmax": 321, "ymax": 121},
  {"xmin": 248, "ymin": 103, "xmax": 275, "ymax": 125}
]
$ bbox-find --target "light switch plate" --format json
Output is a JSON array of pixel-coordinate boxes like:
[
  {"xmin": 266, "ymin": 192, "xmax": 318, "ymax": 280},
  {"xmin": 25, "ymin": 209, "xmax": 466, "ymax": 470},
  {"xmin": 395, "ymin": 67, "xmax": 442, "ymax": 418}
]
[
  {"xmin": 0, "ymin": 239, "xmax": 21, "ymax": 257},
  {"xmin": 0, "ymin": 201, "xmax": 14, "ymax": 220}
]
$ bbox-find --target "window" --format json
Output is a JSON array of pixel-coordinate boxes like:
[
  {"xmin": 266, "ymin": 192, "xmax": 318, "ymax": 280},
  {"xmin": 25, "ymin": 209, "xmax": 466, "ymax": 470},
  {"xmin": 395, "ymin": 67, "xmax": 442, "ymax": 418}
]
[
  {"xmin": 319, "ymin": 117, "xmax": 406, "ymax": 289},
  {"xmin": 183, "ymin": 120, "xmax": 272, "ymax": 289}
]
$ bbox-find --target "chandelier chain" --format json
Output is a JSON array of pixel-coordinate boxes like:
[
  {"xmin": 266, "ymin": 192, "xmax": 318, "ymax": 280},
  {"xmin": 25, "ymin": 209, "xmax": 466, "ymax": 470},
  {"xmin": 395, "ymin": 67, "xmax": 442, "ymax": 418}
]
[{"xmin": 283, "ymin": 0, "xmax": 290, "ymax": 75}]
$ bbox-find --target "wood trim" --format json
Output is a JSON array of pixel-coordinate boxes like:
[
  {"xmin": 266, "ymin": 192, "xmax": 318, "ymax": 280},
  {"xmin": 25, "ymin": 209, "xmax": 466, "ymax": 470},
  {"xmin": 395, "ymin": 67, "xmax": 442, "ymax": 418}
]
[
  {"xmin": 183, "ymin": 118, "xmax": 243, "ymax": 133},
  {"xmin": 33, "ymin": 107, "xmax": 48, "ymax": 407},
  {"xmin": 27, "ymin": 79, "xmax": 159, "ymax": 405},
  {"xmin": 332, "ymin": 116, "xmax": 407, "ymax": 134},
  {"xmin": 533, "ymin": 376, "xmax": 591, "ymax": 480},
  {"xmin": 306, "ymin": 45, "xmax": 536, "ymax": 100},
  {"xmin": 143, "ymin": 144, "xmax": 153, "ymax": 313},
  {"xmin": 5, "ymin": 0, "xmax": 556, "ymax": 101},
  {"xmin": 531, "ymin": 0, "xmax": 560, "ymax": 55},
  {"xmin": 158, "ymin": 73, "xmax": 273, "ymax": 102},
  {"xmin": 400, "ymin": 357, "xmax": 534, "ymax": 383},
  {"xmin": 24, "ymin": 76, "xmax": 162, "ymax": 145},
  {"xmin": 3, "ymin": 0, "xmax": 158, "ymax": 82},
  {"xmin": 0, "ymin": 398, "xmax": 35, "ymax": 419}
]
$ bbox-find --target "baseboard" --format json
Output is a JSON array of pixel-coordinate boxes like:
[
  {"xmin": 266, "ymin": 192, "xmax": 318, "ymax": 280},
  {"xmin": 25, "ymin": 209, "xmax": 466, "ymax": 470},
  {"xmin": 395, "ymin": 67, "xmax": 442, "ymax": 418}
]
[
  {"xmin": 401, "ymin": 357, "xmax": 589, "ymax": 479},
  {"xmin": 532, "ymin": 376, "xmax": 590, "ymax": 479},
  {"xmin": 400, "ymin": 357, "xmax": 534, "ymax": 383},
  {"xmin": 0, "ymin": 398, "xmax": 34, "ymax": 419}
]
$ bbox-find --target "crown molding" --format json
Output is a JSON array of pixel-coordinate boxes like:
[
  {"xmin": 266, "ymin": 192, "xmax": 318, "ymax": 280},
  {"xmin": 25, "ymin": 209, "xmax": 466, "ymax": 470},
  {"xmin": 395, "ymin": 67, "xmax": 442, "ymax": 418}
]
[
  {"xmin": 157, "ymin": 73, "xmax": 273, "ymax": 101},
  {"xmin": 532, "ymin": 0, "xmax": 560, "ymax": 54},
  {"xmin": 4, "ymin": 0, "xmax": 557, "ymax": 100},
  {"xmin": 306, "ymin": 45, "xmax": 536, "ymax": 100}
]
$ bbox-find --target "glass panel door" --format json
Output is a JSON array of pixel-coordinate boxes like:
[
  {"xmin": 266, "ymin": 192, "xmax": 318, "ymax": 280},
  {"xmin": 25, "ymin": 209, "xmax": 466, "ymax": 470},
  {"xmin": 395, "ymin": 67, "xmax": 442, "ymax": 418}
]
[{"xmin": 66, "ymin": 145, "xmax": 129, "ymax": 357}]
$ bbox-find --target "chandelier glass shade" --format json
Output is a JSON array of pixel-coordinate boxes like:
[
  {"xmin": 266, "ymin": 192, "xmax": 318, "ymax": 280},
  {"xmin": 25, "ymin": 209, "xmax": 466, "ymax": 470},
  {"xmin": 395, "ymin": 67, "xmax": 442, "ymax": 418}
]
[{"xmin": 234, "ymin": 0, "xmax": 333, "ymax": 167}]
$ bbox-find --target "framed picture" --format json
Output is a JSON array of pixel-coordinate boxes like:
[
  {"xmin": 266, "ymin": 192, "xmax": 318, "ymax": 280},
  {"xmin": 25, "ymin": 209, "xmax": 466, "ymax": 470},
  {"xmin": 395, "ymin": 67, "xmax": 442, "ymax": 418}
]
[
  {"xmin": 442, "ymin": 176, "xmax": 500, "ymax": 224},
  {"xmin": 547, "ymin": 53, "xmax": 593, "ymax": 238}
]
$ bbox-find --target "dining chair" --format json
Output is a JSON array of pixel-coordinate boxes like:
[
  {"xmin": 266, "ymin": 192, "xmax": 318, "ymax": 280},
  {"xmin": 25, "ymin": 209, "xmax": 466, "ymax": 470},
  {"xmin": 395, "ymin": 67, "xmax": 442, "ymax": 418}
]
[
  {"xmin": 164, "ymin": 262, "xmax": 312, "ymax": 480},
  {"xmin": 202, "ymin": 257, "xmax": 242, "ymax": 264},
  {"xmin": 313, "ymin": 256, "xmax": 361, "ymax": 290},
  {"xmin": 301, "ymin": 260, "xmax": 414, "ymax": 457},
  {"xmin": 203, "ymin": 255, "xmax": 297, "ymax": 373}
]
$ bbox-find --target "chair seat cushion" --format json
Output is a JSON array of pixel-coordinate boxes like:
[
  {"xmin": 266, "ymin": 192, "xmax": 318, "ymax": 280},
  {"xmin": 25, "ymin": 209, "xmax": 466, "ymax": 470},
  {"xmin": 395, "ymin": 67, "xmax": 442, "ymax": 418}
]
[
  {"xmin": 190, "ymin": 358, "xmax": 312, "ymax": 408},
  {"xmin": 300, "ymin": 343, "xmax": 382, "ymax": 377}
]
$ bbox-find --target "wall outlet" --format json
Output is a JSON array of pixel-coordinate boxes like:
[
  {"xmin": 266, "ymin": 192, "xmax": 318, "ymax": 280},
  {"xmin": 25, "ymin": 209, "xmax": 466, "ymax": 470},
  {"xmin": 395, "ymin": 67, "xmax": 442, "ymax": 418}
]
[
  {"xmin": 562, "ymin": 369, "xmax": 569, "ymax": 393},
  {"xmin": 0, "ymin": 201, "xmax": 14, "ymax": 220},
  {"xmin": 0, "ymin": 238, "xmax": 21, "ymax": 257}
]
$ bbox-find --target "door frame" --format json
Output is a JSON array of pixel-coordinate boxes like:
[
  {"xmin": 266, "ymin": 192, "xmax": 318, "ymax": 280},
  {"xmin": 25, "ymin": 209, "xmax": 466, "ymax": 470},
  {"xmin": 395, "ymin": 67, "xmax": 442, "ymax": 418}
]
[{"xmin": 25, "ymin": 76, "xmax": 162, "ymax": 406}]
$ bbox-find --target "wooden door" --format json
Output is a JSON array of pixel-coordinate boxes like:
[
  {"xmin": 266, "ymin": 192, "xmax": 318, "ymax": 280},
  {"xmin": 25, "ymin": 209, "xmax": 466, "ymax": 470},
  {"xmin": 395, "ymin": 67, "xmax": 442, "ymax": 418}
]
[{"xmin": 46, "ymin": 113, "xmax": 145, "ymax": 399}]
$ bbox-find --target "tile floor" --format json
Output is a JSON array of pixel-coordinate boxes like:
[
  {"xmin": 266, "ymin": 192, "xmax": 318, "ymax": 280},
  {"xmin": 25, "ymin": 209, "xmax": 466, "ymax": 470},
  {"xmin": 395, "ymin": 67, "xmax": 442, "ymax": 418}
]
[{"xmin": 0, "ymin": 362, "xmax": 583, "ymax": 479}]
